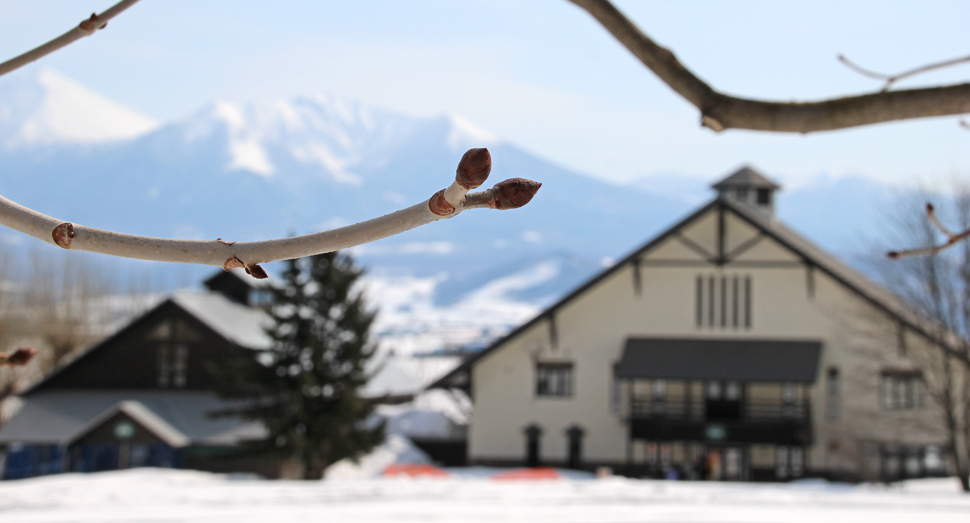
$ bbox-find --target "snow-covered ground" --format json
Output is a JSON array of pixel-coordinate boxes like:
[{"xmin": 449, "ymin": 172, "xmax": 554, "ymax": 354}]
[{"xmin": 0, "ymin": 469, "xmax": 967, "ymax": 522}]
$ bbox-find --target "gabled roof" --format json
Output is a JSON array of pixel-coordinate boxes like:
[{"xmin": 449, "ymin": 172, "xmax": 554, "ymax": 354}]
[
  {"xmin": 172, "ymin": 292, "xmax": 271, "ymax": 349},
  {"xmin": 430, "ymin": 195, "xmax": 928, "ymax": 390},
  {"xmin": 0, "ymin": 390, "xmax": 265, "ymax": 445},
  {"xmin": 65, "ymin": 400, "xmax": 191, "ymax": 448},
  {"xmin": 21, "ymin": 291, "xmax": 271, "ymax": 396},
  {"xmin": 712, "ymin": 166, "xmax": 780, "ymax": 190}
]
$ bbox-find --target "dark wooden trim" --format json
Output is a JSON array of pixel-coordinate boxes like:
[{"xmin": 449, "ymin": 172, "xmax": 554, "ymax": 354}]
[
  {"xmin": 632, "ymin": 258, "xmax": 642, "ymax": 297},
  {"xmin": 548, "ymin": 314, "xmax": 559, "ymax": 349},
  {"xmin": 717, "ymin": 205, "xmax": 726, "ymax": 264},
  {"xmin": 720, "ymin": 276, "xmax": 728, "ymax": 328},
  {"xmin": 732, "ymin": 276, "xmax": 740, "ymax": 328},
  {"xmin": 641, "ymin": 259, "xmax": 715, "ymax": 267},
  {"xmin": 805, "ymin": 263, "xmax": 815, "ymax": 300},
  {"xmin": 675, "ymin": 233, "xmax": 716, "ymax": 261},
  {"xmin": 695, "ymin": 275, "xmax": 703, "ymax": 327},
  {"xmin": 744, "ymin": 276, "xmax": 752, "ymax": 329},
  {"xmin": 725, "ymin": 232, "xmax": 766, "ymax": 261}
]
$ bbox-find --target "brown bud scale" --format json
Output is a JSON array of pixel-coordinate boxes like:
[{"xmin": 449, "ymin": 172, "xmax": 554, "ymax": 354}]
[
  {"xmin": 429, "ymin": 189, "xmax": 456, "ymax": 216},
  {"xmin": 79, "ymin": 14, "xmax": 99, "ymax": 31},
  {"xmin": 456, "ymin": 148, "xmax": 491, "ymax": 190},
  {"xmin": 224, "ymin": 256, "xmax": 246, "ymax": 271},
  {"xmin": 490, "ymin": 178, "xmax": 542, "ymax": 210},
  {"xmin": 52, "ymin": 222, "xmax": 75, "ymax": 249},
  {"xmin": 246, "ymin": 264, "xmax": 269, "ymax": 279}
]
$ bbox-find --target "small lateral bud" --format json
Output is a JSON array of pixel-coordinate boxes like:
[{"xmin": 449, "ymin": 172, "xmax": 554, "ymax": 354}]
[
  {"xmin": 456, "ymin": 148, "xmax": 491, "ymax": 189},
  {"xmin": 429, "ymin": 189, "xmax": 456, "ymax": 216},
  {"xmin": 490, "ymin": 178, "xmax": 542, "ymax": 210},
  {"xmin": 246, "ymin": 264, "xmax": 268, "ymax": 279},
  {"xmin": 79, "ymin": 13, "xmax": 99, "ymax": 31},
  {"xmin": 52, "ymin": 222, "xmax": 75, "ymax": 249},
  {"xmin": 926, "ymin": 202, "xmax": 935, "ymax": 214},
  {"xmin": 1, "ymin": 347, "xmax": 37, "ymax": 367}
]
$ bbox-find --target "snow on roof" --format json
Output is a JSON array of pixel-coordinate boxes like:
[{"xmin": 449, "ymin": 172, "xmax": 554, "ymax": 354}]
[
  {"xmin": 172, "ymin": 292, "xmax": 272, "ymax": 349},
  {"xmin": 0, "ymin": 390, "xmax": 265, "ymax": 445},
  {"xmin": 66, "ymin": 400, "xmax": 191, "ymax": 448},
  {"xmin": 362, "ymin": 355, "xmax": 461, "ymax": 399}
]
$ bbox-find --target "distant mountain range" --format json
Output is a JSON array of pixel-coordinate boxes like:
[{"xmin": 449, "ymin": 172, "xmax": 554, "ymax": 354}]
[{"xmin": 0, "ymin": 67, "xmax": 904, "ymax": 353}]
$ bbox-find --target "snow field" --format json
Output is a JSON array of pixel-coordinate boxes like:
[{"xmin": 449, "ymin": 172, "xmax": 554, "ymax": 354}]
[{"xmin": 0, "ymin": 468, "xmax": 967, "ymax": 523}]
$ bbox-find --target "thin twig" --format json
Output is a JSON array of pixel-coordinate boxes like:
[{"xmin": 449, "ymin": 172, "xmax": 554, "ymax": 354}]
[
  {"xmin": 888, "ymin": 203, "xmax": 970, "ymax": 259},
  {"xmin": 0, "ymin": 0, "xmax": 141, "ymax": 78},
  {"xmin": 0, "ymin": 148, "xmax": 540, "ymax": 278},
  {"xmin": 925, "ymin": 203, "xmax": 954, "ymax": 238},
  {"xmin": 839, "ymin": 53, "xmax": 970, "ymax": 92},
  {"xmin": 567, "ymin": 0, "xmax": 970, "ymax": 133}
]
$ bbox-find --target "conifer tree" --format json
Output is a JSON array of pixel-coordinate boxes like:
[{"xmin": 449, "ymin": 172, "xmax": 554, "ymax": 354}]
[{"xmin": 211, "ymin": 251, "xmax": 383, "ymax": 479}]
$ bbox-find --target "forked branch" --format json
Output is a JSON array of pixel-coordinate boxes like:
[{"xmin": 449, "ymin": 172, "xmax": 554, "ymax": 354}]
[
  {"xmin": 839, "ymin": 53, "xmax": 970, "ymax": 92},
  {"xmin": 567, "ymin": 0, "xmax": 970, "ymax": 133},
  {"xmin": 888, "ymin": 203, "xmax": 970, "ymax": 259},
  {"xmin": 0, "ymin": 0, "xmax": 142, "ymax": 78},
  {"xmin": 0, "ymin": 148, "xmax": 541, "ymax": 278}
]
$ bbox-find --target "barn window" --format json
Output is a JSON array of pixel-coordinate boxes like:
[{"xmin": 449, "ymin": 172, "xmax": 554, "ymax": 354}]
[
  {"xmin": 695, "ymin": 274, "xmax": 751, "ymax": 329},
  {"xmin": 536, "ymin": 363, "xmax": 573, "ymax": 397}
]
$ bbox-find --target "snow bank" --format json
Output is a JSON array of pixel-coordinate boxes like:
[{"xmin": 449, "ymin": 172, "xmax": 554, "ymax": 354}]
[{"xmin": 324, "ymin": 434, "xmax": 432, "ymax": 480}]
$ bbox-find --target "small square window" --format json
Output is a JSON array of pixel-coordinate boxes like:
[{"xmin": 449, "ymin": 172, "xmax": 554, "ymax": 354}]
[
  {"xmin": 756, "ymin": 188, "xmax": 771, "ymax": 205},
  {"xmin": 536, "ymin": 363, "xmax": 573, "ymax": 397}
]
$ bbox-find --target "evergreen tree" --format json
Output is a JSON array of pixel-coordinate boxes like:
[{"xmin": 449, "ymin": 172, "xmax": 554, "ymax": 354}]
[{"xmin": 211, "ymin": 251, "xmax": 383, "ymax": 479}]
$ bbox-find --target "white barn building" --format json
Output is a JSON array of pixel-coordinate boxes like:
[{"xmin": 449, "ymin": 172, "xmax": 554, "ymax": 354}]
[{"xmin": 433, "ymin": 167, "xmax": 953, "ymax": 482}]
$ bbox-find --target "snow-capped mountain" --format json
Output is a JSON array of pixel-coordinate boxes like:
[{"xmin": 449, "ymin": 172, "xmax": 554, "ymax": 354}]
[
  {"xmin": 0, "ymin": 67, "xmax": 900, "ymax": 354},
  {"xmin": 0, "ymin": 68, "xmax": 158, "ymax": 148}
]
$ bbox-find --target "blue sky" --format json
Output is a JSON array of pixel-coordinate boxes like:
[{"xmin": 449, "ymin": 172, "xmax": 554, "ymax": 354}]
[{"xmin": 0, "ymin": 0, "xmax": 967, "ymax": 186}]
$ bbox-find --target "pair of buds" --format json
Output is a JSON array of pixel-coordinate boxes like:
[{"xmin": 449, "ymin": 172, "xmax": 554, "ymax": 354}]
[{"xmin": 429, "ymin": 148, "xmax": 542, "ymax": 216}]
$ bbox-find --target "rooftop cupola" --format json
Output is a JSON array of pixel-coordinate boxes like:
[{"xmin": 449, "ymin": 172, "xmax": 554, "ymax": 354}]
[{"xmin": 712, "ymin": 166, "xmax": 780, "ymax": 216}]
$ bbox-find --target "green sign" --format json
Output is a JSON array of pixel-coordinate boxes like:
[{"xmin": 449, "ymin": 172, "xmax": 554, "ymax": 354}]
[
  {"xmin": 114, "ymin": 421, "xmax": 135, "ymax": 440},
  {"xmin": 705, "ymin": 423, "xmax": 727, "ymax": 441}
]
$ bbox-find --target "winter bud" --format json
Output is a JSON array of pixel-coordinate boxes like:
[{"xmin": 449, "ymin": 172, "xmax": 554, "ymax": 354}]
[
  {"xmin": 456, "ymin": 148, "xmax": 491, "ymax": 190},
  {"xmin": 490, "ymin": 178, "xmax": 542, "ymax": 210},
  {"xmin": 1, "ymin": 347, "xmax": 37, "ymax": 367}
]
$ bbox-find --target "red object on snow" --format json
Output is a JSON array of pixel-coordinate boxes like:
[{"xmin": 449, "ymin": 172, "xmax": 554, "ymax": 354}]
[
  {"xmin": 383, "ymin": 464, "xmax": 449, "ymax": 478},
  {"xmin": 491, "ymin": 467, "xmax": 562, "ymax": 480}
]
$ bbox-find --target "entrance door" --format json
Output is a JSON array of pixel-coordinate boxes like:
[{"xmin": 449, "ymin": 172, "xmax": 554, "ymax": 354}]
[
  {"xmin": 524, "ymin": 424, "xmax": 542, "ymax": 467},
  {"xmin": 705, "ymin": 380, "xmax": 744, "ymax": 420},
  {"xmin": 703, "ymin": 446, "xmax": 745, "ymax": 480}
]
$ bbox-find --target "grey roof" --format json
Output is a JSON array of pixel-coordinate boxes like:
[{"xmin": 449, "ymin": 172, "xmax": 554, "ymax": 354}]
[
  {"xmin": 66, "ymin": 401, "xmax": 191, "ymax": 447},
  {"xmin": 711, "ymin": 166, "xmax": 780, "ymax": 190},
  {"xmin": 172, "ymin": 292, "xmax": 272, "ymax": 349},
  {"xmin": 615, "ymin": 338, "xmax": 822, "ymax": 383},
  {"xmin": 0, "ymin": 390, "xmax": 266, "ymax": 446},
  {"xmin": 431, "ymin": 194, "xmax": 934, "ymax": 391}
]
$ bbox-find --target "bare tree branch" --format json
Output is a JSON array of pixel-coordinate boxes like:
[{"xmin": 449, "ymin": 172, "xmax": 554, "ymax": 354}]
[
  {"xmin": 0, "ymin": 0, "xmax": 141, "ymax": 78},
  {"xmin": 839, "ymin": 53, "xmax": 970, "ymax": 92},
  {"xmin": 567, "ymin": 0, "xmax": 970, "ymax": 133},
  {"xmin": 0, "ymin": 148, "xmax": 540, "ymax": 278},
  {"xmin": 888, "ymin": 203, "xmax": 970, "ymax": 259}
]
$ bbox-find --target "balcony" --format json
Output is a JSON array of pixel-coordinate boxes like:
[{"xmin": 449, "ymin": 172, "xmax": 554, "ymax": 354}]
[{"xmin": 628, "ymin": 397, "xmax": 813, "ymax": 445}]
